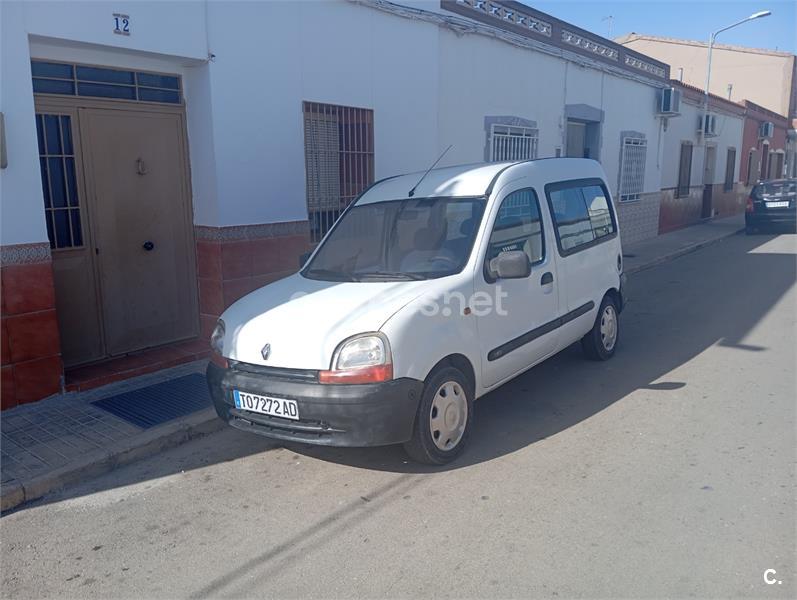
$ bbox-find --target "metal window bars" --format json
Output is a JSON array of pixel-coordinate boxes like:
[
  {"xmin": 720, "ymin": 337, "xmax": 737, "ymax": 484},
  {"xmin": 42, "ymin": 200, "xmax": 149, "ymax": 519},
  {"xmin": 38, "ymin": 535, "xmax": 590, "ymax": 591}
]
[
  {"xmin": 36, "ymin": 114, "xmax": 83, "ymax": 249},
  {"xmin": 302, "ymin": 102, "xmax": 374, "ymax": 243},
  {"xmin": 619, "ymin": 137, "xmax": 647, "ymax": 202},
  {"xmin": 489, "ymin": 124, "xmax": 539, "ymax": 162}
]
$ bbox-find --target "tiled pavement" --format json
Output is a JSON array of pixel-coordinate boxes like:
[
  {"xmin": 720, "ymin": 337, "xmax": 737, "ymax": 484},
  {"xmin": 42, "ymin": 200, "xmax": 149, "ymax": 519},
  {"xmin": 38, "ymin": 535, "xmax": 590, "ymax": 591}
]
[{"xmin": 1, "ymin": 361, "xmax": 206, "ymax": 488}]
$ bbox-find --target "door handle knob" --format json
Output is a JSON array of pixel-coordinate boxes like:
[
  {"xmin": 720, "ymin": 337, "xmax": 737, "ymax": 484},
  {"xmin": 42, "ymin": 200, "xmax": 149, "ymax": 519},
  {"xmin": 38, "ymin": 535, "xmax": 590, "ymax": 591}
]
[
  {"xmin": 142, "ymin": 241, "xmax": 155, "ymax": 251},
  {"xmin": 540, "ymin": 272, "xmax": 554, "ymax": 285}
]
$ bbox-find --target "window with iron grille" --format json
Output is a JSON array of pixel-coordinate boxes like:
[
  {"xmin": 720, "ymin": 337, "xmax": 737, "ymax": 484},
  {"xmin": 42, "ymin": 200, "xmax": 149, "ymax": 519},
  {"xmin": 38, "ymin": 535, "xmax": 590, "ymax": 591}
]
[
  {"xmin": 36, "ymin": 113, "xmax": 84, "ymax": 249},
  {"xmin": 677, "ymin": 142, "xmax": 693, "ymax": 198},
  {"xmin": 31, "ymin": 61, "xmax": 182, "ymax": 104},
  {"xmin": 724, "ymin": 148, "xmax": 736, "ymax": 192},
  {"xmin": 489, "ymin": 124, "xmax": 538, "ymax": 162},
  {"xmin": 618, "ymin": 136, "xmax": 647, "ymax": 202},
  {"xmin": 302, "ymin": 102, "xmax": 374, "ymax": 243}
]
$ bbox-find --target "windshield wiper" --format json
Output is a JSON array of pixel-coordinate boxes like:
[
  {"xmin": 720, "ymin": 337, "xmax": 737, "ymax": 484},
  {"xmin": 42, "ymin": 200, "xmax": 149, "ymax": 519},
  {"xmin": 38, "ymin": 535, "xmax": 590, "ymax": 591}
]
[
  {"xmin": 303, "ymin": 269, "xmax": 357, "ymax": 282},
  {"xmin": 355, "ymin": 271, "xmax": 426, "ymax": 281}
]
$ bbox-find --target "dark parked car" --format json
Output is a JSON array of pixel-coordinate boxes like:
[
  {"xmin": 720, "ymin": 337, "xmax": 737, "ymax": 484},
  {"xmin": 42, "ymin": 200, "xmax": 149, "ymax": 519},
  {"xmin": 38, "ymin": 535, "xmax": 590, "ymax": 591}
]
[{"xmin": 745, "ymin": 179, "xmax": 797, "ymax": 234}]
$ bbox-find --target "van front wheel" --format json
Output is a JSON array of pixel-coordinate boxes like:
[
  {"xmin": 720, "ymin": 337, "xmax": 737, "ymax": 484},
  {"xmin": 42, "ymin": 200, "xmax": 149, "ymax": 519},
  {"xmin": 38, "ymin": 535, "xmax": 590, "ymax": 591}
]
[
  {"xmin": 403, "ymin": 366, "xmax": 473, "ymax": 465},
  {"xmin": 581, "ymin": 296, "xmax": 619, "ymax": 361}
]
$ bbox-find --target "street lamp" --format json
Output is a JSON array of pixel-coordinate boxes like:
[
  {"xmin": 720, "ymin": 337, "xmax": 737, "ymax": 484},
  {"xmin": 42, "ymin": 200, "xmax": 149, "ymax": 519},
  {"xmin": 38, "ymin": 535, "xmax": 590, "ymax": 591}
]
[{"xmin": 702, "ymin": 10, "xmax": 771, "ymax": 142}]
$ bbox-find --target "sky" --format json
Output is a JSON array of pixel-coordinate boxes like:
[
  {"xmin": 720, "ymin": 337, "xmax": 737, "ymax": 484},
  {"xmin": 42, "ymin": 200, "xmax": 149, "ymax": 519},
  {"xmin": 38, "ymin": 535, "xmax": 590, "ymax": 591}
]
[{"xmin": 525, "ymin": 0, "xmax": 797, "ymax": 54}]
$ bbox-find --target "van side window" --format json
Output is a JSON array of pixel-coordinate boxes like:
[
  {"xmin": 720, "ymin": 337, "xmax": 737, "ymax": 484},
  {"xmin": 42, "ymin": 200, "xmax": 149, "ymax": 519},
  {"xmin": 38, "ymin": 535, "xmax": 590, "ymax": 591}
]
[
  {"xmin": 486, "ymin": 188, "xmax": 544, "ymax": 267},
  {"xmin": 582, "ymin": 185, "xmax": 614, "ymax": 239},
  {"xmin": 549, "ymin": 187, "xmax": 595, "ymax": 251},
  {"xmin": 547, "ymin": 179, "xmax": 616, "ymax": 254}
]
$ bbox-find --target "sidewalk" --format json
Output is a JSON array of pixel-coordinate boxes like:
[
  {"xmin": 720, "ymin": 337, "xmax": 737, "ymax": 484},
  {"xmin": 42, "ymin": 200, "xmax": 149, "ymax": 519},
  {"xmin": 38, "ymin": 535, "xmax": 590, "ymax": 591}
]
[
  {"xmin": 623, "ymin": 213, "xmax": 745, "ymax": 275},
  {"xmin": 0, "ymin": 213, "xmax": 745, "ymax": 512},
  {"xmin": 1, "ymin": 361, "xmax": 223, "ymax": 511}
]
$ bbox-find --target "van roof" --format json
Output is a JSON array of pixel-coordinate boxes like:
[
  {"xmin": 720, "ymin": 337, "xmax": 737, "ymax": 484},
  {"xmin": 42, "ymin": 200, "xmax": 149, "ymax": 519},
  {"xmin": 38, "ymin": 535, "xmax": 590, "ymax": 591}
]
[{"xmin": 357, "ymin": 158, "xmax": 604, "ymax": 203}]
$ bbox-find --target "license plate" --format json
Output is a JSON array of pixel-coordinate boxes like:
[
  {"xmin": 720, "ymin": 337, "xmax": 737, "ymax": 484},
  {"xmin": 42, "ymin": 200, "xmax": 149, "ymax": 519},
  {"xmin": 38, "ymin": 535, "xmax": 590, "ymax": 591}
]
[
  {"xmin": 766, "ymin": 201, "xmax": 790, "ymax": 208},
  {"xmin": 233, "ymin": 390, "xmax": 299, "ymax": 420}
]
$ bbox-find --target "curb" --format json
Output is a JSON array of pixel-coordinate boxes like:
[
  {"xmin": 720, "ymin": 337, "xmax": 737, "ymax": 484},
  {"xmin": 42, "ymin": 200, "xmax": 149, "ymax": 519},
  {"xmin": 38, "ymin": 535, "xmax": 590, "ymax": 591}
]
[
  {"xmin": 1, "ymin": 407, "xmax": 224, "ymax": 513},
  {"xmin": 625, "ymin": 226, "xmax": 744, "ymax": 276}
]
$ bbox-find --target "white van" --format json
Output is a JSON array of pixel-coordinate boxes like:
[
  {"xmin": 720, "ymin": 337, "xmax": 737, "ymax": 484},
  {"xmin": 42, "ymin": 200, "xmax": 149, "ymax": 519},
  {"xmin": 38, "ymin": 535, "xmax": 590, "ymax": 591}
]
[{"xmin": 207, "ymin": 158, "xmax": 626, "ymax": 464}]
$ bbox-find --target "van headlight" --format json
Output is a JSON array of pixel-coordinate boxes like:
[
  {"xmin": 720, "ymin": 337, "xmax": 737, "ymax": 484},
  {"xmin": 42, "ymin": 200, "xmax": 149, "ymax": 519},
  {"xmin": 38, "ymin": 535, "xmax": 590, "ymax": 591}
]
[
  {"xmin": 210, "ymin": 319, "xmax": 225, "ymax": 355},
  {"xmin": 320, "ymin": 333, "xmax": 393, "ymax": 384}
]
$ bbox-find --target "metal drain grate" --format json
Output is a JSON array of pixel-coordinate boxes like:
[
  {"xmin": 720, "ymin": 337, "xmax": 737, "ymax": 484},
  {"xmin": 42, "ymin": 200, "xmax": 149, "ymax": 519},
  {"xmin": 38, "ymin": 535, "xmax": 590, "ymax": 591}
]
[{"xmin": 92, "ymin": 374, "xmax": 211, "ymax": 429}]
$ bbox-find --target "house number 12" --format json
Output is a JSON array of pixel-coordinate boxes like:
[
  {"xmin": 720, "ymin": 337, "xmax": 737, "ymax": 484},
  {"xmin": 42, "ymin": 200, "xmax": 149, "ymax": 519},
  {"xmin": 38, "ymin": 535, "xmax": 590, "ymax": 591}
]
[{"xmin": 113, "ymin": 13, "xmax": 130, "ymax": 36}]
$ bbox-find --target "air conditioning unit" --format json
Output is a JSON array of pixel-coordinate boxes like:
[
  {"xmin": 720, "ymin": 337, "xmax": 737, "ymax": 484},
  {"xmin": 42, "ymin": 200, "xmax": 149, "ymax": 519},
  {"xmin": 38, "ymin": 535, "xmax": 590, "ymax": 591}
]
[
  {"xmin": 698, "ymin": 114, "xmax": 717, "ymax": 137},
  {"xmin": 657, "ymin": 87, "xmax": 682, "ymax": 115},
  {"xmin": 759, "ymin": 121, "xmax": 774, "ymax": 138}
]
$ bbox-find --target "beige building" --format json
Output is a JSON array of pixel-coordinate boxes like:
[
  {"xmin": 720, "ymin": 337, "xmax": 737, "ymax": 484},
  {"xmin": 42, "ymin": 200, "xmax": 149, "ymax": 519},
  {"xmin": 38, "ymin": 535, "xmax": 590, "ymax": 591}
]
[{"xmin": 616, "ymin": 34, "xmax": 797, "ymax": 119}]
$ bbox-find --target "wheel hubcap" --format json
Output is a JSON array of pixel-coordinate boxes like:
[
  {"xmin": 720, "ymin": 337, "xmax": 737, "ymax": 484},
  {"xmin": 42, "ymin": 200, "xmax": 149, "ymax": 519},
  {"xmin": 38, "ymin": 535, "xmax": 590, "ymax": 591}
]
[
  {"xmin": 429, "ymin": 381, "xmax": 467, "ymax": 451},
  {"xmin": 600, "ymin": 305, "xmax": 617, "ymax": 351}
]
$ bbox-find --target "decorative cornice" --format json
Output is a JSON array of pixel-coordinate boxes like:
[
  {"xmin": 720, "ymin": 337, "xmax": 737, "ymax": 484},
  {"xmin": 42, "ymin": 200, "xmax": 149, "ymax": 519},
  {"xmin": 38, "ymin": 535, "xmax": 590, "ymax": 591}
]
[
  {"xmin": 441, "ymin": 0, "xmax": 668, "ymax": 81},
  {"xmin": 562, "ymin": 30, "xmax": 618, "ymax": 61},
  {"xmin": 0, "ymin": 242, "xmax": 52, "ymax": 266},
  {"xmin": 624, "ymin": 55, "xmax": 666, "ymax": 78},
  {"xmin": 454, "ymin": 0, "xmax": 552, "ymax": 37},
  {"xmin": 195, "ymin": 221, "xmax": 310, "ymax": 242}
]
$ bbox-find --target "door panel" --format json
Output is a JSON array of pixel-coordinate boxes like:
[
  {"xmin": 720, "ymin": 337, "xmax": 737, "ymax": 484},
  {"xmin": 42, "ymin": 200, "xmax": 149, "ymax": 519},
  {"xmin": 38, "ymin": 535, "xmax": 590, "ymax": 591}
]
[
  {"xmin": 80, "ymin": 108, "xmax": 198, "ymax": 356},
  {"xmin": 34, "ymin": 106, "xmax": 104, "ymax": 366},
  {"xmin": 566, "ymin": 121, "xmax": 586, "ymax": 158},
  {"xmin": 476, "ymin": 184, "xmax": 560, "ymax": 389},
  {"xmin": 547, "ymin": 181, "xmax": 621, "ymax": 348},
  {"xmin": 702, "ymin": 146, "xmax": 716, "ymax": 218}
]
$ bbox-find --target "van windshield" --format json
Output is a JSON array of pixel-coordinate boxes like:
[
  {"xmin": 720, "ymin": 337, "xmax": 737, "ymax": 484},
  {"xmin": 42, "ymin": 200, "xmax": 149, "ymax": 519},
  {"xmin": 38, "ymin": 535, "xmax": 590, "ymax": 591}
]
[{"xmin": 303, "ymin": 197, "xmax": 486, "ymax": 282}]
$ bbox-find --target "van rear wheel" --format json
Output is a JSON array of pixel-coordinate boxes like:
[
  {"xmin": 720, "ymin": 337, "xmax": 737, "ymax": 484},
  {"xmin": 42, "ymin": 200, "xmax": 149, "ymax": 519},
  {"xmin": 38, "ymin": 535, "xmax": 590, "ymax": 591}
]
[
  {"xmin": 581, "ymin": 295, "xmax": 619, "ymax": 361},
  {"xmin": 403, "ymin": 366, "xmax": 473, "ymax": 465}
]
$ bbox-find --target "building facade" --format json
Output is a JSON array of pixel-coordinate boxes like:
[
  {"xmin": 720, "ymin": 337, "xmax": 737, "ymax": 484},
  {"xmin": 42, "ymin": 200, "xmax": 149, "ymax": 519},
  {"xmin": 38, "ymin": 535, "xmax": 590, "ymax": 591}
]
[
  {"xmin": 1, "ymin": 0, "xmax": 683, "ymax": 407},
  {"xmin": 658, "ymin": 81, "xmax": 746, "ymax": 233},
  {"xmin": 616, "ymin": 33, "xmax": 797, "ymax": 120},
  {"xmin": 739, "ymin": 100, "xmax": 791, "ymax": 184}
]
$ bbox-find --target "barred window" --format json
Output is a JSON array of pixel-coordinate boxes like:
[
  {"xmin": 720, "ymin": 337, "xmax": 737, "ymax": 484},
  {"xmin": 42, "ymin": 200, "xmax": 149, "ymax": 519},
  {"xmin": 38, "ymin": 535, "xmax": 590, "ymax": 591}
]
[
  {"xmin": 36, "ymin": 113, "xmax": 83, "ymax": 249},
  {"xmin": 303, "ymin": 102, "xmax": 374, "ymax": 243},
  {"xmin": 489, "ymin": 124, "xmax": 538, "ymax": 162},
  {"xmin": 618, "ymin": 136, "xmax": 647, "ymax": 202}
]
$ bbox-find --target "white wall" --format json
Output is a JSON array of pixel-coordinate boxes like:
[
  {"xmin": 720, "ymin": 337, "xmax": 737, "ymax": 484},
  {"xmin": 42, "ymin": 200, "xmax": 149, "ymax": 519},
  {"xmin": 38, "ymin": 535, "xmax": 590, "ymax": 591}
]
[
  {"xmin": 436, "ymin": 26, "xmax": 663, "ymax": 197},
  {"xmin": 1, "ymin": 0, "xmax": 210, "ymax": 246},
  {"xmin": 204, "ymin": 0, "xmax": 440, "ymax": 227},
  {"xmin": 1, "ymin": 1, "xmax": 49, "ymax": 246},
  {"xmin": 2, "ymin": 0, "xmax": 667, "ymax": 244},
  {"xmin": 661, "ymin": 97, "xmax": 744, "ymax": 189},
  {"xmin": 22, "ymin": 0, "xmax": 208, "ymax": 61}
]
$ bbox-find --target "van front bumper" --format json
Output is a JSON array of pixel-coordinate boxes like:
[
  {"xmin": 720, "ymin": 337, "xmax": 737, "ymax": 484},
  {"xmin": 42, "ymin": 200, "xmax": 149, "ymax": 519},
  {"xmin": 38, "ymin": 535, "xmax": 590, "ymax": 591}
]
[{"xmin": 206, "ymin": 362, "xmax": 423, "ymax": 447}]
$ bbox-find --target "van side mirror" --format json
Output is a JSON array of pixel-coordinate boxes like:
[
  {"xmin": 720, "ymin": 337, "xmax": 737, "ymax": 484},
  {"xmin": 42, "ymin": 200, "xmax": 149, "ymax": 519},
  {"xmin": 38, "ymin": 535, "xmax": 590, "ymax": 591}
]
[
  {"xmin": 299, "ymin": 251, "xmax": 311, "ymax": 268},
  {"xmin": 490, "ymin": 251, "xmax": 530, "ymax": 279}
]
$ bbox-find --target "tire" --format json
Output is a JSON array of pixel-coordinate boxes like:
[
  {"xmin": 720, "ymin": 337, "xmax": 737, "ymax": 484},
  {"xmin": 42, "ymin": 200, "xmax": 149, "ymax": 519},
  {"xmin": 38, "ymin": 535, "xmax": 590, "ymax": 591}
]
[
  {"xmin": 403, "ymin": 366, "xmax": 474, "ymax": 465},
  {"xmin": 581, "ymin": 295, "xmax": 619, "ymax": 361}
]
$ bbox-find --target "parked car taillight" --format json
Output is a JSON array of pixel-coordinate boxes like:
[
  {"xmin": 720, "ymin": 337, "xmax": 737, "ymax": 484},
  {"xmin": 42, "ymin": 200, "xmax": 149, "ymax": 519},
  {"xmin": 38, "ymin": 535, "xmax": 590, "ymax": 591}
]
[{"xmin": 745, "ymin": 196, "xmax": 755, "ymax": 212}]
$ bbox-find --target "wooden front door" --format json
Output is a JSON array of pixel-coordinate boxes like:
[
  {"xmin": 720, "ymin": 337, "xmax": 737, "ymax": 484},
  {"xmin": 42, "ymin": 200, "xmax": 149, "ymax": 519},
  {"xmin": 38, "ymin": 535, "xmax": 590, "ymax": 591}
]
[
  {"xmin": 35, "ymin": 99, "xmax": 198, "ymax": 366},
  {"xmin": 79, "ymin": 107, "xmax": 198, "ymax": 356}
]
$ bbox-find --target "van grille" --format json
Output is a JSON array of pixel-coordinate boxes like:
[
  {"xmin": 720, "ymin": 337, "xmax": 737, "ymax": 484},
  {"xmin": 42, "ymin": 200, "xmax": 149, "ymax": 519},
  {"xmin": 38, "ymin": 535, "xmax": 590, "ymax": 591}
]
[{"xmin": 229, "ymin": 361, "xmax": 319, "ymax": 382}]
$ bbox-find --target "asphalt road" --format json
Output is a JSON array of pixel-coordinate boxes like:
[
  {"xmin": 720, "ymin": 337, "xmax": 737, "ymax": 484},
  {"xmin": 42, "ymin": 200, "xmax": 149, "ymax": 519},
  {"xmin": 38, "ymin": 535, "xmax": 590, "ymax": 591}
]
[{"xmin": 2, "ymin": 233, "xmax": 795, "ymax": 599}]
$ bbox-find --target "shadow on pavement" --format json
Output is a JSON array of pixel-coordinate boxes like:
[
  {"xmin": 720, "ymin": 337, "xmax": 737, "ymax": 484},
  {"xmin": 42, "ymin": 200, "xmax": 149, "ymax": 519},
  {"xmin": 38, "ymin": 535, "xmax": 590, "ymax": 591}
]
[{"xmin": 290, "ymin": 233, "xmax": 796, "ymax": 472}]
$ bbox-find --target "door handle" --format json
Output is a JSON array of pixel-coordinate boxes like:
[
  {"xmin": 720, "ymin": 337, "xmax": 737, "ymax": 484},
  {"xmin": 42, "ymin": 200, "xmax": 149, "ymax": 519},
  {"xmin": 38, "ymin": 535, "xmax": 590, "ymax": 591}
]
[
  {"xmin": 142, "ymin": 241, "xmax": 155, "ymax": 251},
  {"xmin": 540, "ymin": 272, "xmax": 554, "ymax": 285}
]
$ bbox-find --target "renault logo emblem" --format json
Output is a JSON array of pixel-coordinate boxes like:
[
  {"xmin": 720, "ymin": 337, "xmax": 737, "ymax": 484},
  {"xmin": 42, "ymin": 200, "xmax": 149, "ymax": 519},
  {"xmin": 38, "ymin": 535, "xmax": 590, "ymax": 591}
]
[{"xmin": 261, "ymin": 343, "xmax": 271, "ymax": 360}]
